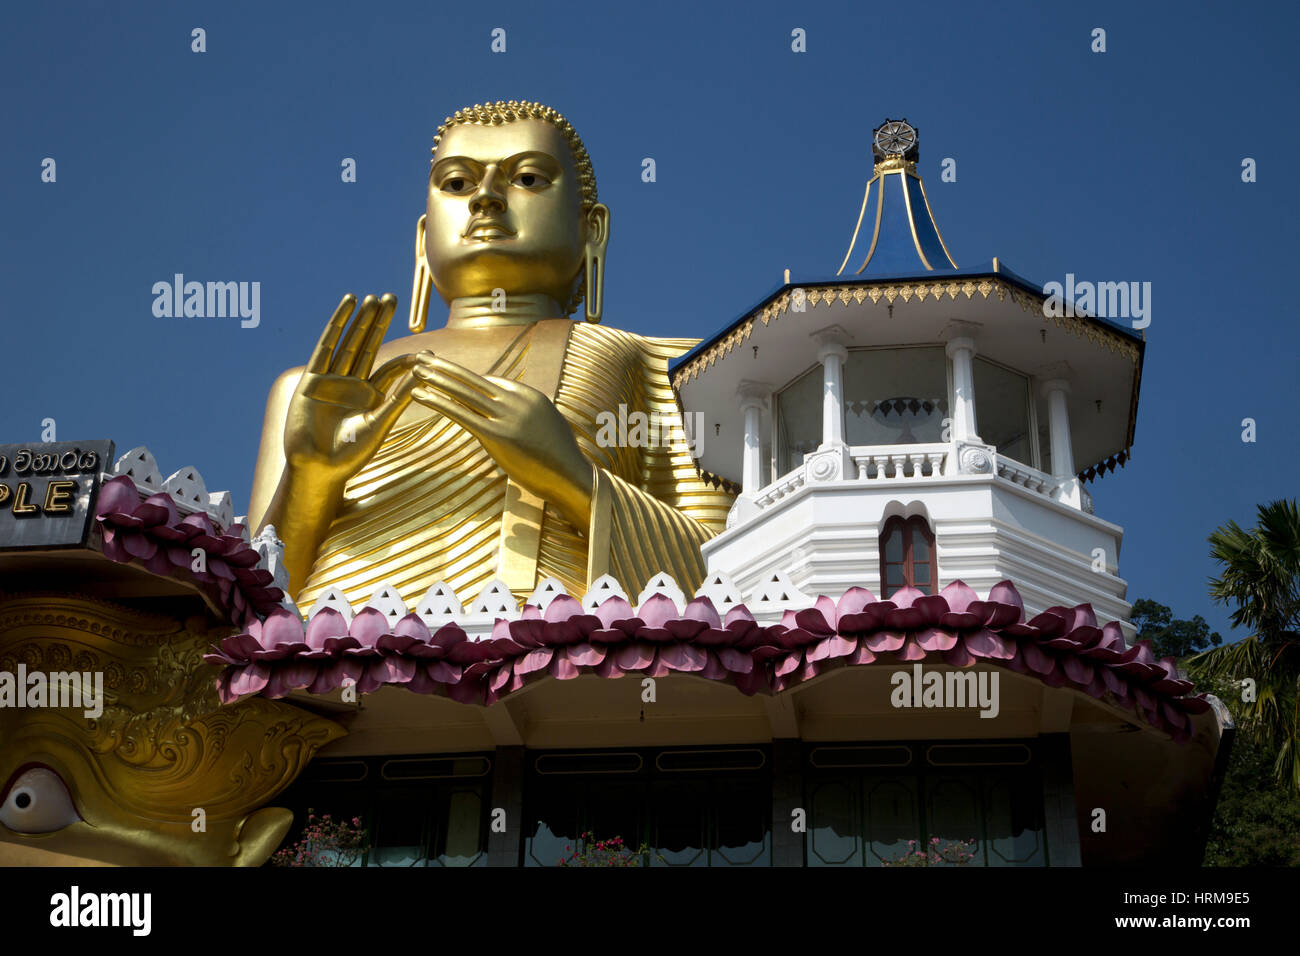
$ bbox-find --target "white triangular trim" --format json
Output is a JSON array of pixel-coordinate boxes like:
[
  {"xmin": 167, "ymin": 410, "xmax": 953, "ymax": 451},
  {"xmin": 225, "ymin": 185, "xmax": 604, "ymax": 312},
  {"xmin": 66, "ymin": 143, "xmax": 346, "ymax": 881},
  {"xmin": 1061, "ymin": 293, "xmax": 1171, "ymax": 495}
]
[
  {"xmin": 695, "ymin": 569, "xmax": 744, "ymax": 609},
  {"xmin": 307, "ymin": 586, "xmax": 354, "ymax": 623},
  {"xmin": 527, "ymin": 576, "xmax": 568, "ymax": 610},
  {"xmin": 416, "ymin": 581, "xmax": 464, "ymax": 623},
  {"xmin": 364, "ymin": 582, "xmax": 409, "ymax": 621},
  {"xmin": 581, "ymin": 573, "xmax": 629, "ymax": 611},
  {"xmin": 468, "ymin": 578, "xmax": 518, "ymax": 616},
  {"xmin": 636, "ymin": 571, "xmax": 685, "ymax": 611}
]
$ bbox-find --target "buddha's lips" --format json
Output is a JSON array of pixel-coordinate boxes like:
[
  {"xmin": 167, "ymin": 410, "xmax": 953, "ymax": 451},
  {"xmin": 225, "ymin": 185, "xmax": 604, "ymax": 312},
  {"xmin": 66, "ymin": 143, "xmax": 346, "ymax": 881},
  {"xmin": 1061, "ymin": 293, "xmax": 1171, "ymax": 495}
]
[{"xmin": 464, "ymin": 218, "xmax": 514, "ymax": 239}]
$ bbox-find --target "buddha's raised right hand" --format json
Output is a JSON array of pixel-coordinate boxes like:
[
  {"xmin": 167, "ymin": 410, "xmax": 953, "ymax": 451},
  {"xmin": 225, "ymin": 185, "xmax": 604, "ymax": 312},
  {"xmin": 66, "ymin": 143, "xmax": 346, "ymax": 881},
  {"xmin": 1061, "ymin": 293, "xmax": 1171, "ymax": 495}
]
[{"xmin": 282, "ymin": 293, "xmax": 422, "ymax": 487}]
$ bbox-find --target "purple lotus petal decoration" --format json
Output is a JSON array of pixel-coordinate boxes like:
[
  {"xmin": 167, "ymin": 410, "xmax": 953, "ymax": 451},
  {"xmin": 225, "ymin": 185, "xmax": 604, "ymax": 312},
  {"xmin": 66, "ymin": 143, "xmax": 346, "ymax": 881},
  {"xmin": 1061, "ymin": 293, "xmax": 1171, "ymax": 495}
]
[
  {"xmin": 566, "ymin": 643, "xmax": 606, "ymax": 668},
  {"xmin": 346, "ymin": 608, "xmax": 389, "ymax": 648},
  {"xmin": 940, "ymin": 611, "xmax": 983, "ymax": 630},
  {"xmin": 664, "ymin": 618, "xmax": 711, "ymax": 641},
  {"xmin": 986, "ymin": 580, "xmax": 1024, "ymax": 612},
  {"xmin": 590, "ymin": 596, "xmax": 635, "ymax": 629},
  {"xmin": 794, "ymin": 607, "xmax": 836, "ymax": 638},
  {"xmin": 203, "ymin": 645, "xmax": 239, "ymax": 667},
  {"xmin": 637, "ymin": 593, "xmax": 680, "ymax": 629},
  {"xmin": 542, "ymin": 595, "xmax": 583, "ymax": 622},
  {"xmin": 664, "ymin": 643, "xmax": 708, "ymax": 672},
  {"xmin": 219, "ymin": 631, "xmax": 262, "ymax": 662},
  {"xmin": 722, "ymin": 605, "xmax": 758, "ymax": 627},
  {"xmin": 593, "ymin": 654, "xmax": 624, "ymax": 680},
  {"xmin": 229, "ymin": 663, "xmax": 271, "ymax": 698},
  {"xmin": 717, "ymin": 647, "xmax": 753, "ymax": 674},
  {"xmin": 1021, "ymin": 641, "xmax": 1056, "ymax": 676},
  {"xmin": 884, "ymin": 606, "xmax": 926, "ymax": 632},
  {"xmin": 895, "ymin": 637, "xmax": 927, "ymax": 662},
  {"xmin": 614, "ymin": 643, "xmax": 655, "ymax": 672},
  {"xmin": 304, "ymin": 608, "xmax": 348, "ymax": 649},
  {"xmin": 204, "ymin": 577, "xmax": 1207, "ymax": 742},
  {"xmin": 916, "ymin": 627, "xmax": 958, "ymax": 653},
  {"xmin": 96, "ymin": 476, "xmax": 139, "ymax": 516},
  {"xmin": 836, "ymin": 587, "xmax": 877, "ymax": 618},
  {"xmin": 514, "ymin": 647, "xmax": 554, "ymax": 676},
  {"xmin": 943, "ymin": 643, "xmax": 976, "ymax": 668},
  {"xmin": 807, "ymin": 634, "xmax": 857, "ymax": 663},
  {"xmin": 260, "ymin": 607, "xmax": 305, "ymax": 647},
  {"xmin": 838, "ymin": 601, "xmax": 896, "ymax": 635},
  {"xmin": 376, "ymin": 632, "xmax": 418, "ymax": 654},
  {"xmin": 864, "ymin": 630, "xmax": 906, "ymax": 653},
  {"xmin": 1172, "ymin": 695, "xmax": 1211, "ymax": 715},
  {"xmin": 939, "ymin": 580, "xmax": 979, "ymax": 615},
  {"xmin": 845, "ymin": 643, "xmax": 875, "ymax": 665},
  {"xmin": 699, "ymin": 650, "xmax": 728, "ymax": 681},
  {"xmin": 122, "ymin": 531, "xmax": 158, "ymax": 560},
  {"xmin": 886, "ymin": 585, "xmax": 927, "ymax": 609},
  {"xmin": 1026, "ymin": 611, "xmax": 1067, "ymax": 639},
  {"xmin": 427, "ymin": 660, "xmax": 462, "ymax": 683},
  {"xmin": 1062, "ymin": 655, "xmax": 1094, "ymax": 685},
  {"xmin": 774, "ymin": 652, "xmax": 802, "ymax": 678}
]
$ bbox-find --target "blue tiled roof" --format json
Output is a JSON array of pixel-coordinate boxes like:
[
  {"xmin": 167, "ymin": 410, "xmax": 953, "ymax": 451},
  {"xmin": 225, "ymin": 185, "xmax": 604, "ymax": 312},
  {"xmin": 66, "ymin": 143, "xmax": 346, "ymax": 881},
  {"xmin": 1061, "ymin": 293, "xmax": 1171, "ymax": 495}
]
[{"xmin": 837, "ymin": 163, "xmax": 958, "ymax": 276}]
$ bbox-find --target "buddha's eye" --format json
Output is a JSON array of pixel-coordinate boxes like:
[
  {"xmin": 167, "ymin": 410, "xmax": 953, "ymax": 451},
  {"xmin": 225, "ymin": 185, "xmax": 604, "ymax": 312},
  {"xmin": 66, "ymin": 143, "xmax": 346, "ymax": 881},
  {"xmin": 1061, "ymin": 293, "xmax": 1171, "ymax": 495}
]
[
  {"xmin": 513, "ymin": 171, "xmax": 550, "ymax": 189},
  {"xmin": 440, "ymin": 175, "xmax": 475, "ymax": 195},
  {"xmin": 0, "ymin": 767, "xmax": 81, "ymax": 834}
]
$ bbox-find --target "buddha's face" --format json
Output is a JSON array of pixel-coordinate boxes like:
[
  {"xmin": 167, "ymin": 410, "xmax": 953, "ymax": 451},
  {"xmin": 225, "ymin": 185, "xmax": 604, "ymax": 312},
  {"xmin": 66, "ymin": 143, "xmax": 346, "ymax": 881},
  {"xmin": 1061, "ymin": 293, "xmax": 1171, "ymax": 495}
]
[{"xmin": 425, "ymin": 119, "xmax": 591, "ymax": 306}]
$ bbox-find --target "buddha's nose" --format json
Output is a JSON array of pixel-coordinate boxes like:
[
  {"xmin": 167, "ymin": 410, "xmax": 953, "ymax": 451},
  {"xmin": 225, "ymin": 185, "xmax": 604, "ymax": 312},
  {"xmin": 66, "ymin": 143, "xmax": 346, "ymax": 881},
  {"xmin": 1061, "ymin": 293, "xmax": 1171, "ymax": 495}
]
[{"xmin": 470, "ymin": 165, "xmax": 507, "ymax": 216}]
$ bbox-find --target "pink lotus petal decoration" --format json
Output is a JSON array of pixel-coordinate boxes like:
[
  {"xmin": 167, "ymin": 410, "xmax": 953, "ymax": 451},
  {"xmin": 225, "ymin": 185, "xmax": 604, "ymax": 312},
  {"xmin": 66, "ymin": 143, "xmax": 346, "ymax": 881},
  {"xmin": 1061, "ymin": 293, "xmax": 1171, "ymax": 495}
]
[
  {"xmin": 203, "ymin": 575, "xmax": 1210, "ymax": 741},
  {"xmin": 93, "ymin": 475, "xmax": 283, "ymax": 627}
]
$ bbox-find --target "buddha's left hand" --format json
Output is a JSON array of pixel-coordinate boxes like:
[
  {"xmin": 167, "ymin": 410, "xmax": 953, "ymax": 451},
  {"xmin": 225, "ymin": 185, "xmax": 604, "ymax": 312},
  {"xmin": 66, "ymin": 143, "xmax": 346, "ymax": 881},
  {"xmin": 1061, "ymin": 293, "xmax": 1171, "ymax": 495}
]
[{"xmin": 411, "ymin": 354, "xmax": 594, "ymax": 529}]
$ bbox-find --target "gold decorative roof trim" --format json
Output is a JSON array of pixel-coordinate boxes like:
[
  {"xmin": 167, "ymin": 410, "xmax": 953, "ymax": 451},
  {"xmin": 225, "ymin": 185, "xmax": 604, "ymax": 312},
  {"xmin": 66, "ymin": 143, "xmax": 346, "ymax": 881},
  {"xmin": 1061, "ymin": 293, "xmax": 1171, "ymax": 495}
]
[{"xmin": 671, "ymin": 278, "xmax": 1140, "ymax": 389}]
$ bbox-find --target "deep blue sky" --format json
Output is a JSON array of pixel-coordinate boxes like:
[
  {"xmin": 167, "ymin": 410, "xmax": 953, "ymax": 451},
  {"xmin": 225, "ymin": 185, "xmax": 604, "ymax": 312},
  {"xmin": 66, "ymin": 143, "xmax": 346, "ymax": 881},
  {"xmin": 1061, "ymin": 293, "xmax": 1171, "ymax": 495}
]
[{"xmin": 3, "ymin": 1, "xmax": 1295, "ymax": 640}]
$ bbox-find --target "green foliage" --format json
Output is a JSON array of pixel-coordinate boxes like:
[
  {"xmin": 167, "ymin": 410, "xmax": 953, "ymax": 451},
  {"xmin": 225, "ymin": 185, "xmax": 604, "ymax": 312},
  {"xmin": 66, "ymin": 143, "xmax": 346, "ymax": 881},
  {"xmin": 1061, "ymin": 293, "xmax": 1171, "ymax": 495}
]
[
  {"xmin": 1200, "ymin": 679, "xmax": 1300, "ymax": 866},
  {"xmin": 1130, "ymin": 598, "xmax": 1221, "ymax": 658},
  {"xmin": 1186, "ymin": 500, "xmax": 1300, "ymax": 793}
]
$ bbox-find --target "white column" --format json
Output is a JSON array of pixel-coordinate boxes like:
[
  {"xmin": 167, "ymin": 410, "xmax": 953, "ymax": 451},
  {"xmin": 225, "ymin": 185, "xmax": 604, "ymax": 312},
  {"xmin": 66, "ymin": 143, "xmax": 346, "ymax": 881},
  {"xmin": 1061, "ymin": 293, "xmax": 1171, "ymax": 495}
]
[
  {"xmin": 945, "ymin": 335, "xmax": 980, "ymax": 443},
  {"xmin": 813, "ymin": 335, "xmax": 848, "ymax": 448},
  {"xmin": 1041, "ymin": 378, "xmax": 1075, "ymax": 479},
  {"xmin": 737, "ymin": 384, "xmax": 771, "ymax": 495}
]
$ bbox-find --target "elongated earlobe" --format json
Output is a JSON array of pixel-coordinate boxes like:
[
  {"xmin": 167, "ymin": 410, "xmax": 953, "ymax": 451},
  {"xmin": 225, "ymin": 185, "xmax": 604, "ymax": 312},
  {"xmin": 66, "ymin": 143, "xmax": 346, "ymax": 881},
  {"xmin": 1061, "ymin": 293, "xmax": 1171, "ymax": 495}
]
[
  {"xmin": 584, "ymin": 204, "xmax": 610, "ymax": 324},
  {"xmin": 409, "ymin": 215, "xmax": 433, "ymax": 333}
]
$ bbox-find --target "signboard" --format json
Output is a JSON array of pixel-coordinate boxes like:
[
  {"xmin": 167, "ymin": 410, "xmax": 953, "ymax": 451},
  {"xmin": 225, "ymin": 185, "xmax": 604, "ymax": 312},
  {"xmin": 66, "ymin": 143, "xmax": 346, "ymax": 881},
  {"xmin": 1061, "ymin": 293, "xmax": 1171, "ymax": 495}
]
[{"xmin": 0, "ymin": 440, "xmax": 115, "ymax": 550}]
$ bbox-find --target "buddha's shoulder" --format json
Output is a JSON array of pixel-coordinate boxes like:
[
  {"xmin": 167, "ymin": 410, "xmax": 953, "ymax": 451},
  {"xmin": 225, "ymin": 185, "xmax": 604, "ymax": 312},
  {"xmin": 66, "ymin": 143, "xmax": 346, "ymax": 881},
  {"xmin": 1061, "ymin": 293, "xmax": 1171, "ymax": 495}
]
[{"xmin": 567, "ymin": 321, "xmax": 700, "ymax": 365}]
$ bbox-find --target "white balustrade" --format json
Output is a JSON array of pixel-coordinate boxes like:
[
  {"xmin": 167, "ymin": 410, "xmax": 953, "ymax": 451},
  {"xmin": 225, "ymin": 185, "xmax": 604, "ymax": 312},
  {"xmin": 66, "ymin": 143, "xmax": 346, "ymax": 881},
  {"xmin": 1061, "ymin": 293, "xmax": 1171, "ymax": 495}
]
[
  {"xmin": 995, "ymin": 458, "xmax": 1056, "ymax": 495},
  {"xmin": 752, "ymin": 470, "xmax": 807, "ymax": 508},
  {"xmin": 749, "ymin": 440, "xmax": 1089, "ymax": 512},
  {"xmin": 850, "ymin": 443, "xmax": 948, "ymax": 481}
]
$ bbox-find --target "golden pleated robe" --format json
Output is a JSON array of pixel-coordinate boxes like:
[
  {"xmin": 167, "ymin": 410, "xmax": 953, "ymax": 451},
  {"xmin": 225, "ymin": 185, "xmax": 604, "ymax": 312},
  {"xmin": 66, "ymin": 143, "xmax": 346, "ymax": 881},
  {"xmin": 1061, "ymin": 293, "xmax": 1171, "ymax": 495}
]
[{"xmin": 293, "ymin": 320, "xmax": 732, "ymax": 610}]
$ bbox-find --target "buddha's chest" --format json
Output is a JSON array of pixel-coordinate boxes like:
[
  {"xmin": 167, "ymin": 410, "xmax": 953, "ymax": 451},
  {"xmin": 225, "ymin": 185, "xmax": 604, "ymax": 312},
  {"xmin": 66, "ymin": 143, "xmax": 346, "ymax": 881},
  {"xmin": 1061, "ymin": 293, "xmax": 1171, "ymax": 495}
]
[{"xmin": 376, "ymin": 323, "xmax": 570, "ymax": 429}]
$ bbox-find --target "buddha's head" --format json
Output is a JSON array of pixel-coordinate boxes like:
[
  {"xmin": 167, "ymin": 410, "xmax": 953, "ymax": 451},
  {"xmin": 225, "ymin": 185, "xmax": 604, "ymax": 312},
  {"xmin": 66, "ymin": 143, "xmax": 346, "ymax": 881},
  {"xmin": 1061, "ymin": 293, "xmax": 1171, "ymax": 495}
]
[{"xmin": 416, "ymin": 100, "xmax": 610, "ymax": 325}]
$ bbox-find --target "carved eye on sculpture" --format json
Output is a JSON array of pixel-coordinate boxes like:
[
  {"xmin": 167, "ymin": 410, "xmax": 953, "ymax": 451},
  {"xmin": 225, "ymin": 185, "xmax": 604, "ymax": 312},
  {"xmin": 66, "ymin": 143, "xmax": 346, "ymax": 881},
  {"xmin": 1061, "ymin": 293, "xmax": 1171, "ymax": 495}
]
[
  {"xmin": 512, "ymin": 170, "xmax": 550, "ymax": 189},
  {"xmin": 439, "ymin": 173, "xmax": 477, "ymax": 195},
  {"xmin": 0, "ymin": 767, "xmax": 81, "ymax": 834}
]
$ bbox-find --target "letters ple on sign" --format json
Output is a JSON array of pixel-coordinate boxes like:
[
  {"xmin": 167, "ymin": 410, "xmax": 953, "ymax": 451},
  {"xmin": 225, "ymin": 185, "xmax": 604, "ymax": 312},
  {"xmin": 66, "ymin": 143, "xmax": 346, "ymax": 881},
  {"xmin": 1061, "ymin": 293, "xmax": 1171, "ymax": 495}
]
[{"xmin": 0, "ymin": 440, "xmax": 115, "ymax": 550}]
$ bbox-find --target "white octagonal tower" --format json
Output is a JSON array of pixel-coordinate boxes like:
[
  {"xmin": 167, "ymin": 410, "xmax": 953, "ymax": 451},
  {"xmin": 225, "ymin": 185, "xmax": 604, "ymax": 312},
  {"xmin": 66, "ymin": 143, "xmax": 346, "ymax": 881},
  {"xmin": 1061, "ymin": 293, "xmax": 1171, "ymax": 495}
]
[{"xmin": 673, "ymin": 119, "xmax": 1144, "ymax": 639}]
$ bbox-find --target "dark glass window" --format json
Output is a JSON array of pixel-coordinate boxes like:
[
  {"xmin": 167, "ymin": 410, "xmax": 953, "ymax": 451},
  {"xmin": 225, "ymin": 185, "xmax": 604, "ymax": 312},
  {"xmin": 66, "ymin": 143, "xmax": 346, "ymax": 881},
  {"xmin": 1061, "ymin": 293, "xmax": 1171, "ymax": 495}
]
[
  {"xmin": 806, "ymin": 742, "xmax": 1047, "ymax": 867},
  {"xmin": 525, "ymin": 747, "xmax": 772, "ymax": 867},
  {"xmin": 274, "ymin": 753, "xmax": 491, "ymax": 867},
  {"xmin": 879, "ymin": 515, "xmax": 936, "ymax": 595}
]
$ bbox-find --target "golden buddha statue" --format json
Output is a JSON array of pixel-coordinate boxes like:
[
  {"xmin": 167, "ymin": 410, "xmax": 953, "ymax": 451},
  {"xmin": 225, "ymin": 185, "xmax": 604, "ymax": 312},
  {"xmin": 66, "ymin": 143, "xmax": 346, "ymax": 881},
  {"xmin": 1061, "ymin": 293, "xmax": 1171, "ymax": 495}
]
[{"xmin": 249, "ymin": 101, "xmax": 733, "ymax": 609}]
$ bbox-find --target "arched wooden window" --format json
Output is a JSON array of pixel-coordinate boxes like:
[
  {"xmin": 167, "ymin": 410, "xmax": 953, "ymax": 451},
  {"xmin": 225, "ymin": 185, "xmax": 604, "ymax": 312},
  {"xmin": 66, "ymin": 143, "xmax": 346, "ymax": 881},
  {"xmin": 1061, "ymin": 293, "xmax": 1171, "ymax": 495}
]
[{"xmin": 879, "ymin": 515, "xmax": 936, "ymax": 596}]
